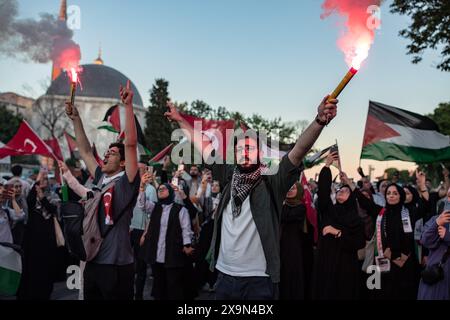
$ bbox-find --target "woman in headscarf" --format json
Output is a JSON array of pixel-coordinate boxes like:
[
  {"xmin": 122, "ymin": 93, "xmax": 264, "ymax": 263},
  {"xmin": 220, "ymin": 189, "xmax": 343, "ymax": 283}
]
[
  {"xmin": 18, "ymin": 171, "xmax": 60, "ymax": 300},
  {"xmin": 280, "ymin": 181, "xmax": 315, "ymax": 300},
  {"xmin": 418, "ymin": 187, "xmax": 450, "ymax": 300},
  {"xmin": 372, "ymin": 183, "xmax": 421, "ymax": 300},
  {"xmin": 404, "ymin": 184, "xmax": 430, "ymax": 222},
  {"xmin": 312, "ymin": 152, "xmax": 365, "ymax": 300},
  {"xmin": 138, "ymin": 177, "xmax": 194, "ymax": 300},
  {"xmin": 4, "ymin": 179, "xmax": 28, "ymax": 246}
]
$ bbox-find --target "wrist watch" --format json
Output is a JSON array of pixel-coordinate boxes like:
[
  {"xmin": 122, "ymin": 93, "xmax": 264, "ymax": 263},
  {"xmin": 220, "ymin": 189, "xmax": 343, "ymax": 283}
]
[{"xmin": 315, "ymin": 115, "xmax": 328, "ymax": 126}]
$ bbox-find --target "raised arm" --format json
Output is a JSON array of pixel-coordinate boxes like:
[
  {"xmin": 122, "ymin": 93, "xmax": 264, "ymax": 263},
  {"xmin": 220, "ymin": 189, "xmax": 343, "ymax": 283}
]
[
  {"xmin": 120, "ymin": 80, "xmax": 138, "ymax": 183},
  {"xmin": 288, "ymin": 96, "xmax": 338, "ymax": 167},
  {"xmin": 65, "ymin": 103, "xmax": 98, "ymax": 177},
  {"xmin": 421, "ymin": 212, "xmax": 450, "ymax": 249},
  {"xmin": 59, "ymin": 161, "xmax": 90, "ymax": 198},
  {"xmin": 138, "ymin": 172, "xmax": 156, "ymax": 214},
  {"xmin": 416, "ymin": 170, "xmax": 430, "ymax": 202}
]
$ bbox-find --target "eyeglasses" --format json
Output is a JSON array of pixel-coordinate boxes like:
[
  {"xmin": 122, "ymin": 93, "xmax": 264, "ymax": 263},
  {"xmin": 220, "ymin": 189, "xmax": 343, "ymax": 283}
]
[
  {"xmin": 158, "ymin": 186, "xmax": 168, "ymax": 192},
  {"xmin": 13, "ymin": 185, "xmax": 22, "ymax": 189},
  {"xmin": 236, "ymin": 145, "xmax": 257, "ymax": 153}
]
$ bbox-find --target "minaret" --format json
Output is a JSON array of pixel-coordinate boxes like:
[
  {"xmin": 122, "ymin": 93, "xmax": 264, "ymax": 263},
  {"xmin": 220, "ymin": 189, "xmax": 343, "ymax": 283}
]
[
  {"xmin": 59, "ymin": 0, "xmax": 67, "ymax": 21},
  {"xmin": 51, "ymin": 0, "xmax": 68, "ymax": 81},
  {"xmin": 93, "ymin": 45, "xmax": 104, "ymax": 65}
]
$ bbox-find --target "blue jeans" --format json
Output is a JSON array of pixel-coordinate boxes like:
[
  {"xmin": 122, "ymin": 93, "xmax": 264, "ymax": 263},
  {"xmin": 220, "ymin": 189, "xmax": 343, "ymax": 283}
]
[{"xmin": 215, "ymin": 271, "xmax": 275, "ymax": 300}]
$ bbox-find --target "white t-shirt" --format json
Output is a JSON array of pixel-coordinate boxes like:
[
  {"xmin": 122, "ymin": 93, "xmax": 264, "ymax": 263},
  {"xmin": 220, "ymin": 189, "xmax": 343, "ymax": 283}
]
[{"xmin": 216, "ymin": 195, "xmax": 269, "ymax": 277}]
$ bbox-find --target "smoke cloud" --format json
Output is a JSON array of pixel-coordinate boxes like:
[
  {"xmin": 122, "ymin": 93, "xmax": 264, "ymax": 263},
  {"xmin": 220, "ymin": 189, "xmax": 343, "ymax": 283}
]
[
  {"xmin": 321, "ymin": 0, "xmax": 383, "ymax": 68},
  {"xmin": 0, "ymin": 0, "xmax": 80, "ymax": 69}
]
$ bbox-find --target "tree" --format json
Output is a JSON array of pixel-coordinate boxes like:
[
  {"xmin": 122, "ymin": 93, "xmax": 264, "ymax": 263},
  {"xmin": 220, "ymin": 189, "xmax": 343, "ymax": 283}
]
[
  {"xmin": 390, "ymin": 0, "xmax": 450, "ymax": 72},
  {"xmin": 35, "ymin": 98, "xmax": 66, "ymax": 139},
  {"xmin": 384, "ymin": 167, "xmax": 412, "ymax": 184},
  {"xmin": 420, "ymin": 102, "xmax": 450, "ymax": 185},
  {"xmin": 0, "ymin": 105, "xmax": 22, "ymax": 143},
  {"xmin": 188, "ymin": 100, "xmax": 214, "ymax": 119},
  {"xmin": 428, "ymin": 102, "xmax": 450, "ymax": 136},
  {"xmin": 144, "ymin": 79, "xmax": 175, "ymax": 154}
]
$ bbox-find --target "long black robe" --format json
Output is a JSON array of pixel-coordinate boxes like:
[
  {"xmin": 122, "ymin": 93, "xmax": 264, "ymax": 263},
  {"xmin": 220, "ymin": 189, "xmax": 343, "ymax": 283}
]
[
  {"xmin": 17, "ymin": 185, "xmax": 58, "ymax": 300},
  {"xmin": 279, "ymin": 203, "xmax": 314, "ymax": 300},
  {"xmin": 312, "ymin": 167, "xmax": 365, "ymax": 300}
]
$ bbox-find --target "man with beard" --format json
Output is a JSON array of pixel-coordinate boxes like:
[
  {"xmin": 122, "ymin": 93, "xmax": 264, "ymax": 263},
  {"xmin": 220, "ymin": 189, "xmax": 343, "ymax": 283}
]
[{"xmin": 165, "ymin": 95, "xmax": 338, "ymax": 300}]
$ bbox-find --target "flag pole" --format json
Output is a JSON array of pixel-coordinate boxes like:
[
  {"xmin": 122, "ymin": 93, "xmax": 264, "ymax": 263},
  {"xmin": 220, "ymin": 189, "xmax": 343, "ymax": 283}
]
[{"xmin": 335, "ymin": 139, "xmax": 342, "ymax": 173}]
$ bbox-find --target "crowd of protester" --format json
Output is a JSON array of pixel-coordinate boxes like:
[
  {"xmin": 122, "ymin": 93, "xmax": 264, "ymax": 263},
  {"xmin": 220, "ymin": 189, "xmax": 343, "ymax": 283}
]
[{"xmin": 1, "ymin": 85, "xmax": 449, "ymax": 301}]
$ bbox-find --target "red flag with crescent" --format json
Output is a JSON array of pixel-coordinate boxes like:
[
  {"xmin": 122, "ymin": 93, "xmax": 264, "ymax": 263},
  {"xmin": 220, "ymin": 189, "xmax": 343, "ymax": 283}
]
[{"xmin": 0, "ymin": 121, "xmax": 54, "ymax": 159}]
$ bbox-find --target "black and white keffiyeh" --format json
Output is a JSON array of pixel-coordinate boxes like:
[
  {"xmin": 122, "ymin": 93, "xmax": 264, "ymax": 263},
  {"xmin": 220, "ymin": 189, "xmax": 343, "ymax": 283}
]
[{"xmin": 231, "ymin": 166, "xmax": 263, "ymax": 219}]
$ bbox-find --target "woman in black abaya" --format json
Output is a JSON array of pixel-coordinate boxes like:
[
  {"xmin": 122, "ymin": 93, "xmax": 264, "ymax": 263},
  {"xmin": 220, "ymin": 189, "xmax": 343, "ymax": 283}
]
[
  {"xmin": 18, "ymin": 175, "xmax": 59, "ymax": 300},
  {"xmin": 280, "ymin": 182, "xmax": 315, "ymax": 300},
  {"xmin": 312, "ymin": 152, "xmax": 365, "ymax": 300}
]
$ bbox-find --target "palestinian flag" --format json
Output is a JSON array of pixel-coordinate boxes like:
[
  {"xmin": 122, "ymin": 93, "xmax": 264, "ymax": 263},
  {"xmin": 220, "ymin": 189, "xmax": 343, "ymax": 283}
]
[
  {"xmin": 0, "ymin": 244, "xmax": 22, "ymax": 296},
  {"xmin": 304, "ymin": 144, "xmax": 338, "ymax": 169},
  {"xmin": 361, "ymin": 101, "xmax": 450, "ymax": 163},
  {"xmin": 98, "ymin": 105, "xmax": 151, "ymax": 156},
  {"xmin": 149, "ymin": 143, "xmax": 174, "ymax": 166},
  {"xmin": 98, "ymin": 105, "xmax": 121, "ymax": 133}
]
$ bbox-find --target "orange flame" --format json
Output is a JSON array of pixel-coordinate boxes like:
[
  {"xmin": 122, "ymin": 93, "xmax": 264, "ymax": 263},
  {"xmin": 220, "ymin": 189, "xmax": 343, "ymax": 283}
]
[{"xmin": 69, "ymin": 67, "xmax": 78, "ymax": 83}]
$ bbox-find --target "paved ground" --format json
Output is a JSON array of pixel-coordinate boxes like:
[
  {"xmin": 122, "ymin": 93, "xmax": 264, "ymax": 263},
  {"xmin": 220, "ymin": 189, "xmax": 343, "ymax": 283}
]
[{"xmin": 50, "ymin": 270, "xmax": 216, "ymax": 300}]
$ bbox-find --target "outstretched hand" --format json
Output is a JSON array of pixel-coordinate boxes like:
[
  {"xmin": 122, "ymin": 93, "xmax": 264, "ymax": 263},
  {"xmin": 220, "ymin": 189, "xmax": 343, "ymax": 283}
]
[
  {"xmin": 58, "ymin": 161, "xmax": 69, "ymax": 174},
  {"xmin": 416, "ymin": 170, "xmax": 426, "ymax": 188},
  {"xmin": 164, "ymin": 101, "xmax": 183, "ymax": 123},
  {"xmin": 325, "ymin": 151, "xmax": 339, "ymax": 167},
  {"xmin": 120, "ymin": 80, "xmax": 134, "ymax": 106}
]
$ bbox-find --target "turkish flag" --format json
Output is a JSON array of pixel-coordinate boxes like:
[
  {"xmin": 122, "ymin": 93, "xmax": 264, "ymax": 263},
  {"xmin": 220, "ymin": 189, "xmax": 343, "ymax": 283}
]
[
  {"xmin": 301, "ymin": 173, "xmax": 318, "ymax": 244},
  {"xmin": 180, "ymin": 113, "xmax": 235, "ymax": 158},
  {"xmin": 0, "ymin": 121, "xmax": 54, "ymax": 159},
  {"xmin": 64, "ymin": 131, "xmax": 78, "ymax": 154},
  {"xmin": 44, "ymin": 138, "xmax": 64, "ymax": 161}
]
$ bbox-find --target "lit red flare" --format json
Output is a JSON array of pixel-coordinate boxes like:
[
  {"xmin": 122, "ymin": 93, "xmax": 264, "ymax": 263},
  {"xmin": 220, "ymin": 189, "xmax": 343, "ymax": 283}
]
[{"xmin": 67, "ymin": 67, "xmax": 81, "ymax": 105}]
